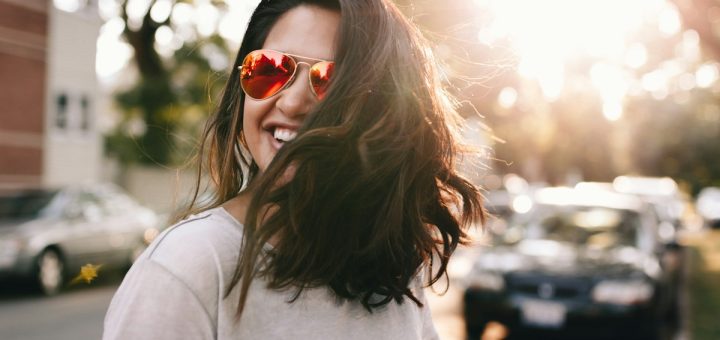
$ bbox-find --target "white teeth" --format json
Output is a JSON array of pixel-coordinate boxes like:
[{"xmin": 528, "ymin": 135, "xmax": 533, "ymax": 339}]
[{"xmin": 273, "ymin": 128, "xmax": 297, "ymax": 142}]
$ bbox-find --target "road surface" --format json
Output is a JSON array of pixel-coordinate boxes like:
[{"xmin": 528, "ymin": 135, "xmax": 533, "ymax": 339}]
[{"xmin": 0, "ymin": 278, "xmax": 119, "ymax": 340}]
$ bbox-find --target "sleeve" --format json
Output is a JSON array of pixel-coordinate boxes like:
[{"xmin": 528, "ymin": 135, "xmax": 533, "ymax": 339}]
[{"xmin": 102, "ymin": 259, "xmax": 216, "ymax": 340}]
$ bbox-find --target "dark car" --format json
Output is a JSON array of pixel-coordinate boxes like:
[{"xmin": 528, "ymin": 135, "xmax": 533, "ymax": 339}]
[
  {"xmin": 0, "ymin": 184, "xmax": 159, "ymax": 295},
  {"xmin": 462, "ymin": 187, "xmax": 678, "ymax": 340}
]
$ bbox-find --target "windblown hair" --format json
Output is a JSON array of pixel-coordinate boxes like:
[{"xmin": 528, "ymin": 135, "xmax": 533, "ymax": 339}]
[{"xmin": 187, "ymin": 0, "xmax": 485, "ymax": 317}]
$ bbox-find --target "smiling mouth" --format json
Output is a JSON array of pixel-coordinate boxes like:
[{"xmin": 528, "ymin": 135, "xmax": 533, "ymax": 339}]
[{"xmin": 272, "ymin": 127, "xmax": 298, "ymax": 144}]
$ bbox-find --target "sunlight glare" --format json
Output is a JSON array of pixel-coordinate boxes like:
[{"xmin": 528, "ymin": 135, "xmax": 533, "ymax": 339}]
[
  {"xmin": 518, "ymin": 56, "xmax": 564, "ymax": 101},
  {"xmin": 590, "ymin": 63, "xmax": 627, "ymax": 121},
  {"xmin": 171, "ymin": 3, "xmax": 193, "ymax": 26},
  {"xmin": 155, "ymin": 26, "xmax": 173, "ymax": 46},
  {"xmin": 195, "ymin": 3, "xmax": 220, "ymax": 37},
  {"xmin": 658, "ymin": 3, "xmax": 682, "ymax": 36},
  {"xmin": 624, "ymin": 44, "xmax": 648, "ymax": 69},
  {"xmin": 126, "ymin": 0, "xmax": 152, "ymax": 31},
  {"xmin": 696, "ymin": 63, "xmax": 719, "ymax": 88},
  {"xmin": 590, "ymin": 63, "xmax": 629, "ymax": 102},
  {"xmin": 641, "ymin": 70, "xmax": 669, "ymax": 94},
  {"xmin": 498, "ymin": 87, "xmax": 518, "ymax": 109},
  {"xmin": 219, "ymin": 11, "xmax": 251, "ymax": 45},
  {"xmin": 677, "ymin": 73, "xmax": 696, "ymax": 91},
  {"xmin": 678, "ymin": 30, "xmax": 701, "ymax": 62},
  {"xmin": 478, "ymin": 0, "xmax": 661, "ymax": 101},
  {"xmin": 96, "ymin": 17, "xmax": 131, "ymax": 80},
  {"xmin": 220, "ymin": 0, "xmax": 261, "ymax": 45},
  {"xmin": 98, "ymin": 0, "xmax": 119, "ymax": 21},
  {"xmin": 96, "ymin": 31, "xmax": 133, "ymax": 80},
  {"xmin": 149, "ymin": 0, "xmax": 173, "ymax": 24},
  {"xmin": 602, "ymin": 101, "xmax": 623, "ymax": 121},
  {"xmin": 53, "ymin": 0, "xmax": 83, "ymax": 12},
  {"xmin": 512, "ymin": 195, "xmax": 533, "ymax": 214}
]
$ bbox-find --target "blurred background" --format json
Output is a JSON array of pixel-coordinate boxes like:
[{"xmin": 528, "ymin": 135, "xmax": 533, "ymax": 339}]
[{"xmin": 0, "ymin": 0, "xmax": 719, "ymax": 339}]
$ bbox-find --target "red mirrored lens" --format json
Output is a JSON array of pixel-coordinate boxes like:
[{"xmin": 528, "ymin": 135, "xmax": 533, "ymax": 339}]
[
  {"xmin": 310, "ymin": 61, "xmax": 334, "ymax": 100},
  {"xmin": 240, "ymin": 50, "xmax": 296, "ymax": 99}
]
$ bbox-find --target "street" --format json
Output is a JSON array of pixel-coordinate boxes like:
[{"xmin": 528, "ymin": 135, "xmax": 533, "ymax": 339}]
[
  {"xmin": 0, "ymin": 275, "xmax": 464, "ymax": 340},
  {"xmin": 0, "ymin": 279, "xmax": 119, "ymax": 340},
  {"xmin": 0, "ymin": 245, "xmax": 694, "ymax": 340}
]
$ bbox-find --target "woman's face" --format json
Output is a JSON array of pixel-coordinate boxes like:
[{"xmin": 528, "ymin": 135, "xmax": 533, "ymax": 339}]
[{"xmin": 242, "ymin": 5, "xmax": 340, "ymax": 172}]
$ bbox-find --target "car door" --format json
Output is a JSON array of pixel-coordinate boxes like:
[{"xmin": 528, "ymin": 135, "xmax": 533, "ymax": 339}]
[
  {"xmin": 59, "ymin": 189, "xmax": 116, "ymax": 269},
  {"xmin": 94, "ymin": 186, "xmax": 149, "ymax": 266}
]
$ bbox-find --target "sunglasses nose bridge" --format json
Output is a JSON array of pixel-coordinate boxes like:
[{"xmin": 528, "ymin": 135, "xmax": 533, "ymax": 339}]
[{"xmin": 288, "ymin": 62, "xmax": 317, "ymax": 95}]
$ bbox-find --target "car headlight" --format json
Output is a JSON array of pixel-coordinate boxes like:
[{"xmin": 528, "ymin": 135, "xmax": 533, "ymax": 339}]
[
  {"xmin": 465, "ymin": 271, "xmax": 505, "ymax": 291},
  {"xmin": 0, "ymin": 238, "xmax": 24, "ymax": 268},
  {"xmin": 592, "ymin": 280, "xmax": 654, "ymax": 305}
]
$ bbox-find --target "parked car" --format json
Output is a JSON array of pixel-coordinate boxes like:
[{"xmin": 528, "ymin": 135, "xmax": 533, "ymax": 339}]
[
  {"xmin": 462, "ymin": 187, "xmax": 678, "ymax": 339},
  {"xmin": 612, "ymin": 176, "xmax": 689, "ymax": 242},
  {"xmin": 0, "ymin": 183, "xmax": 159, "ymax": 295},
  {"xmin": 577, "ymin": 179, "xmax": 687, "ymax": 246}
]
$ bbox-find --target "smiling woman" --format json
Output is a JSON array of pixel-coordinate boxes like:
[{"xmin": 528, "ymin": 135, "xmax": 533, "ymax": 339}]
[
  {"xmin": 103, "ymin": 0, "xmax": 484, "ymax": 339},
  {"xmin": 241, "ymin": 6, "xmax": 340, "ymax": 171}
]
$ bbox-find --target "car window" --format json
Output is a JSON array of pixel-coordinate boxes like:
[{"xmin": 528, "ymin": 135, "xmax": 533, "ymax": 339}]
[
  {"xmin": 94, "ymin": 187, "xmax": 138, "ymax": 216},
  {"xmin": 498, "ymin": 206, "xmax": 641, "ymax": 249},
  {"xmin": 0, "ymin": 190, "xmax": 60, "ymax": 219},
  {"xmin": 65, "ymin": 191, "xmax": 105, "ymax": 222}
]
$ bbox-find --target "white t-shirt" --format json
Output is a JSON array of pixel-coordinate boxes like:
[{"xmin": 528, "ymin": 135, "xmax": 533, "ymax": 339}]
[{"xmin": 103, "ymin": 207, "xmax": 440, "ymax": 340}]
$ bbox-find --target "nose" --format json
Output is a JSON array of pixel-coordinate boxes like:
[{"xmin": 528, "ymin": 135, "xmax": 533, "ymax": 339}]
[{"xmin": 275, "ymin": 63, "xmax": 316, "ymax": 119}]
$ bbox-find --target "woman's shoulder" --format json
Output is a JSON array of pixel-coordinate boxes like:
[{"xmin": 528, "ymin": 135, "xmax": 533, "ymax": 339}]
[
  {"xmin": 136, "ymin": 206, "xmax": 244, "ymax": 288},
  {"xmin": 148, "ymin": 206, "xmax": 242, "ymax": 257}
]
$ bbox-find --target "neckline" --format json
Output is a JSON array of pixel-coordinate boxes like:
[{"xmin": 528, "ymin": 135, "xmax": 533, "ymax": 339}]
[{"xmin": 216, "ymin": 206, "xmax": 275, "ymax": 250}]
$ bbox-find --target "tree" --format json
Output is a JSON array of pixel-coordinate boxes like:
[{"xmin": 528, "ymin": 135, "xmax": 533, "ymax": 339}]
[
  {"xmin": 405, "ymin": 0, "xmax": 720, "ymax": 193},
  {"xmin": 104, "ymin": 0, "xmax": 231, "ymax": 166}
]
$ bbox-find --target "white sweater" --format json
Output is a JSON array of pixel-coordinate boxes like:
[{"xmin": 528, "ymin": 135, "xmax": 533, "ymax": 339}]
[{"xmin": 103, "ymin": 207, "xmax": 439, "ymax": 340}]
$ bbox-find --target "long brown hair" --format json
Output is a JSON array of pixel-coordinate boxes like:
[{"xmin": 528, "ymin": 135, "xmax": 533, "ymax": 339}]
[{"xmin": 186, "ymin": 0, "xmax": 485, "ymax": 317}]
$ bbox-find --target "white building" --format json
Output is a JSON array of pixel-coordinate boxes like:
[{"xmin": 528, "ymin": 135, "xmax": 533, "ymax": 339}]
[{"xmin": 43, "ymin": 1, "xmax": 104, "ymax": 186}]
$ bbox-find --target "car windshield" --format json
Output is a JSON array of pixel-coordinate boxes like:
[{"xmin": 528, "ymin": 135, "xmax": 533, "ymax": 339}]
[
  {"xmin": 496, "ymin": 205, "xmax": 641, "ymax": 249},
  {"xmin": 0, "ymin": 190, "xmax": 60, "ymax": 220}
]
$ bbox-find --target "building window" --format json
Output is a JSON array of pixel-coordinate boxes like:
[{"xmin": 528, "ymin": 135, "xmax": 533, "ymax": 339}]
[
  {"xmin": 56, "ymin": 93, "xmax": 68, "ymax": 129},
  {"xmin": 80, "ymin": 95, "xmax": 91, "ymax": 131}
]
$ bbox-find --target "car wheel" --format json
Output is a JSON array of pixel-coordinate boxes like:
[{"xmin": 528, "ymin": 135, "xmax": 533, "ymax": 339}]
[{"xmin": 37, "ymin": 249, "xmax": 64, "ymax": 296}]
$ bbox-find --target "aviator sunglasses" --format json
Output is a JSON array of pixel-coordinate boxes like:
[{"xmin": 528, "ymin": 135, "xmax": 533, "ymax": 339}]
[{"xmin": 239, "ymin": 49, "xmax": 335, "ymax": 100}]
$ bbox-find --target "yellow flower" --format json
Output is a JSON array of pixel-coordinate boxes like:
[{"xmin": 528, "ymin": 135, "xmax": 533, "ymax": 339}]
[{"xmin": 71, "ymin": 264, "xmax": 103, "ymax": 285}]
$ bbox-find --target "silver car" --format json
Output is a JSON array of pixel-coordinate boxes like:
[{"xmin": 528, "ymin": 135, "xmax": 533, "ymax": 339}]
[{"xmin": 0, "ymin": 183, "xmax": 159, "ymax": 295}]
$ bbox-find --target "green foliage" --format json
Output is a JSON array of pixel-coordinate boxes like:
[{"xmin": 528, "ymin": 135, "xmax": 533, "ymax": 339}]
[
  {"xmin": 687, "ymin": 231, "xmax": 720, "ymax": 339},
  {"xmin": 105, "ymin": 36, "xmax": 230, "ymax": 167},
  {"xmin": 626, "ymin": 91, "xmax": 720, "ymax": 195}
]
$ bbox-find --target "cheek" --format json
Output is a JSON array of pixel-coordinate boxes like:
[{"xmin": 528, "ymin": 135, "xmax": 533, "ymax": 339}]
[
  {"xmin": 242, "ymin": 99, "xmax": 274, "ymax": 156},
  {"xmin": 243, "ymin": 100, "xmax": 269, "ymax": 134}
]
